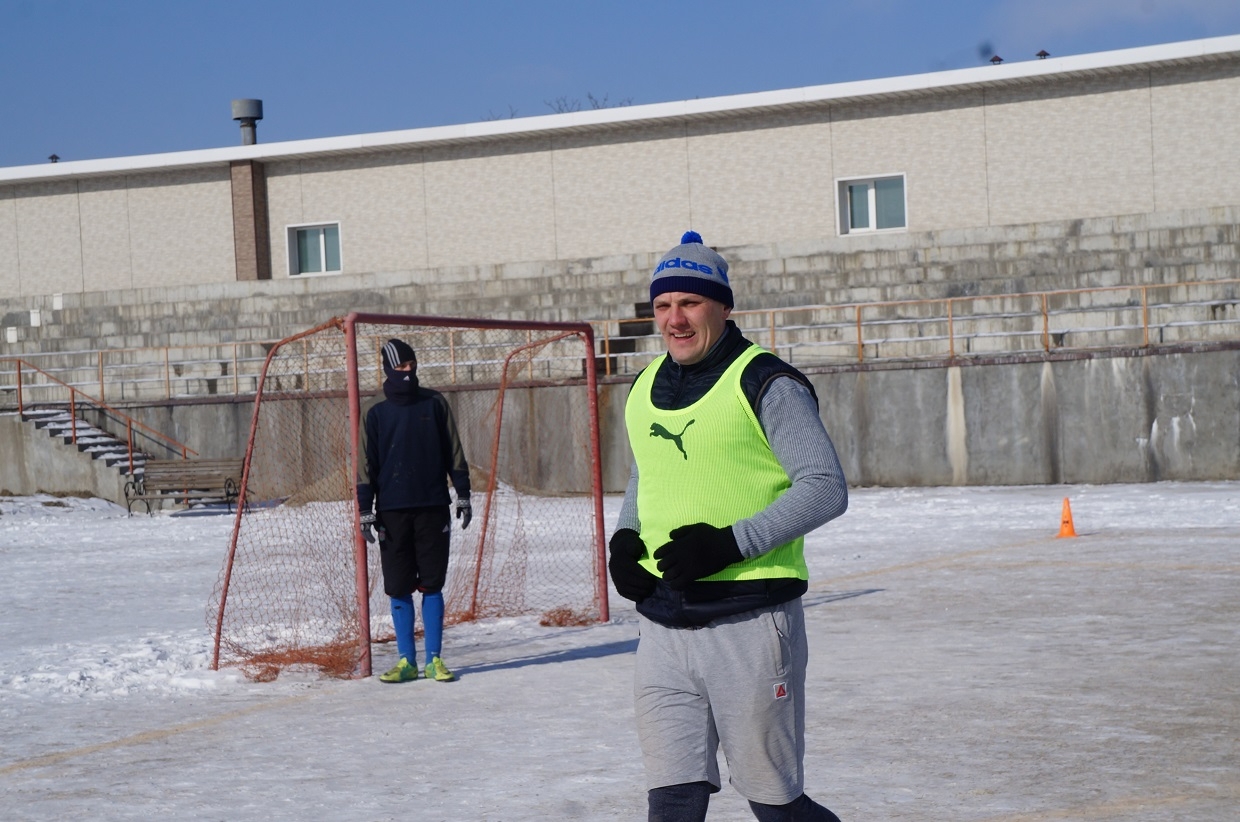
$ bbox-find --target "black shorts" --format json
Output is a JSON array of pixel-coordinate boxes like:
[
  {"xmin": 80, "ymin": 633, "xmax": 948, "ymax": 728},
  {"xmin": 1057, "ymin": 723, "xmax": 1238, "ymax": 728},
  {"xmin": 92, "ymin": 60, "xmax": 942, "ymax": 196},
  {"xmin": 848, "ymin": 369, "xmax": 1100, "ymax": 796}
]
[{"xmin": 377, "ymin": 506, "xmax": 451, "ymax": 597}]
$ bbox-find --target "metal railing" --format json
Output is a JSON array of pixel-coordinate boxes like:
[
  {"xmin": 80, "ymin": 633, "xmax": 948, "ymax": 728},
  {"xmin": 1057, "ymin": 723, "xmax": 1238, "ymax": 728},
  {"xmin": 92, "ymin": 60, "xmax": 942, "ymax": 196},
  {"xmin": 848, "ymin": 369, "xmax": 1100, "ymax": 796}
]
[
  {"xmin": 1, "ymin": 359, "xmax": 198, "ymax": 471},
  {"xmin": 0, "ymin": 341, "xmax": 275, "ymax": 404},
  {"xmin": 590, "ymin": 279, "xmax": 1240, "ymax": 376},
  {"xmin": 1, "ymin": 278, "xmax": 1237, "ymax": 404}
]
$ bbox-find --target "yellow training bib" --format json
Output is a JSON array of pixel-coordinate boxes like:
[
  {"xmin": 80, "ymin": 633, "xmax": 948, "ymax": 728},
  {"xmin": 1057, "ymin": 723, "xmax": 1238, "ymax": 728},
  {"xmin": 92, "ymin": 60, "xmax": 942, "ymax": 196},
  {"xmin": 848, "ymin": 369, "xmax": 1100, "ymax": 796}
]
[{"xmin": 625, "ymin": 346, "xmax": 808, "ymax": 582}]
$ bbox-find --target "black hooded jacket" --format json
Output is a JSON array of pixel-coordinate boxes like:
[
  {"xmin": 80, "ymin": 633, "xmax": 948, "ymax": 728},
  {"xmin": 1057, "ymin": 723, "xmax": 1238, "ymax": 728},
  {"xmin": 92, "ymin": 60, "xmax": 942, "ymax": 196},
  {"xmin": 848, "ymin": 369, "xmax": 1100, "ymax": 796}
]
[{"xmin": 356, "ymin": 373, "xmax": 470, "ymax": 515}]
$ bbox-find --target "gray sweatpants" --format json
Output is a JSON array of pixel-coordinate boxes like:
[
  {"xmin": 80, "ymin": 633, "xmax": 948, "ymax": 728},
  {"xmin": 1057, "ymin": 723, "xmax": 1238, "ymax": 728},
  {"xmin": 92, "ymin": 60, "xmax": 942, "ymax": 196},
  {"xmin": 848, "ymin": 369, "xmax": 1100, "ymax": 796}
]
[{"xmin": 634, "ymin": 598, "xmax": 808, "ymax": 805}]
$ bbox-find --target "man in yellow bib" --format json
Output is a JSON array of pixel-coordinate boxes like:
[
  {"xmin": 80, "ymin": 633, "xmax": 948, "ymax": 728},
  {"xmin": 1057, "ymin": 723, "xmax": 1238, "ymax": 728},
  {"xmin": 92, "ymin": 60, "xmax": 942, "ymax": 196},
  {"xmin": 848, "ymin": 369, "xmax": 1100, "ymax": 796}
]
[{"xmin": 610, "ymin": 231, "xmax": 849, "ymax": 822}]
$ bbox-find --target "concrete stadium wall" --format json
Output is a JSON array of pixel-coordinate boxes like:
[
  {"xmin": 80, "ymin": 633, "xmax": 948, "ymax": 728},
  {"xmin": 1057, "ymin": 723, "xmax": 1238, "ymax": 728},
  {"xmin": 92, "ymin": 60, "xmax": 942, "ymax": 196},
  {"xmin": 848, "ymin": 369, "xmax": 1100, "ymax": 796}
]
[
  {"xmin": 598, "ymin": 347, "xmax": 1240, "ymax": 491},
  {"xmin": 5, "ymin": 345, "xmax": 1235, "ymax": 503},
  {"xmin": 813, "ymin": 347, "xmax": 1240, "ymax": 487}
]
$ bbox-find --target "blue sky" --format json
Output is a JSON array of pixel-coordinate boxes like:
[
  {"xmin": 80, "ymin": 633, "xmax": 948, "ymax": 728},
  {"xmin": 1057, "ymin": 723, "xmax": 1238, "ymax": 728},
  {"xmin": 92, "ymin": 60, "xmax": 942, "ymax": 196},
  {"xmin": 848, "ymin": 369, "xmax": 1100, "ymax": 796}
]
[{"xmin": 2, "ymin": 0, "xmax": 1239, "ymax": 169}]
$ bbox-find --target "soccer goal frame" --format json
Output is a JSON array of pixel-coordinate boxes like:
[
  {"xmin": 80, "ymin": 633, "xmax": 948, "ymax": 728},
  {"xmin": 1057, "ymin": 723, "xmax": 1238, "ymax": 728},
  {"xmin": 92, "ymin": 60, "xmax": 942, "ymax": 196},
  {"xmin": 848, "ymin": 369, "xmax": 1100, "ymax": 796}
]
[{"xmin": 209, "ymin": 313, "xmax": 608, "ymax": 679}]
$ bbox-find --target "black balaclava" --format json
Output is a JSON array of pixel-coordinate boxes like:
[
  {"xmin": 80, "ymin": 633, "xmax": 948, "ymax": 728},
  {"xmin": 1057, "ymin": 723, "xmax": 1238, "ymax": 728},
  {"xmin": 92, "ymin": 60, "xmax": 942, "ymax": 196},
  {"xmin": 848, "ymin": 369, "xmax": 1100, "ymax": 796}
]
[{"xmin": 381, "ymin": 338, "xmax": 419, "ymax": 401}]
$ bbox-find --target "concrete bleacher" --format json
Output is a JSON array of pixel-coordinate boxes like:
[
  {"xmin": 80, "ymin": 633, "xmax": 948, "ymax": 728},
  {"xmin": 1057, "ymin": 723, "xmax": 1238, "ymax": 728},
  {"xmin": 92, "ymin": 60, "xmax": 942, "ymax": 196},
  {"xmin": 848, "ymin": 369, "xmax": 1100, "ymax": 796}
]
[
  {"xmin": 1, "ymin": 204, "xmax": 1238, "ymax": 385},
  {"xmin": 3, "ymin": 204, "xmax": 1239, "ymax": 499}
]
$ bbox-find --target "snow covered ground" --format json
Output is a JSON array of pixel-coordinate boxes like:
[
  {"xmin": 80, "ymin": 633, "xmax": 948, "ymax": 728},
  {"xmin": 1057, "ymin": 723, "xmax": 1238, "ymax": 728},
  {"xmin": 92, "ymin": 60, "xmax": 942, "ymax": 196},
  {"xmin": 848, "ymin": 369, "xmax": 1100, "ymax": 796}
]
[{"xmin": 2, "ymin": 483, "xmax": 1237, "ymax": 821}]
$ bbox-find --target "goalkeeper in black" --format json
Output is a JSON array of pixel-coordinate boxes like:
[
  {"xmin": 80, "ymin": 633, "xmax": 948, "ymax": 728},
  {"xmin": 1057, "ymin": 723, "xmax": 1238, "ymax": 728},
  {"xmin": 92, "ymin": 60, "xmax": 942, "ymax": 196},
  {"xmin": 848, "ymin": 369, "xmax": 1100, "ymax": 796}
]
[{"xmin": 357, "ymin": 338, "xmax": 471, "ymax": 683}]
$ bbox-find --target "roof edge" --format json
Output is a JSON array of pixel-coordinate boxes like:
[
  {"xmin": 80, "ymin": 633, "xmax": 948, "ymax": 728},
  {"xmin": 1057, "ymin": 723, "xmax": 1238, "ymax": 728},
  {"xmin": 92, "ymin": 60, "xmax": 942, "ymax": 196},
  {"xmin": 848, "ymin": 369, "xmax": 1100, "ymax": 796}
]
[{"xmin": 4, "ymin": 33, "xmax": 1239, "ymax": 184}]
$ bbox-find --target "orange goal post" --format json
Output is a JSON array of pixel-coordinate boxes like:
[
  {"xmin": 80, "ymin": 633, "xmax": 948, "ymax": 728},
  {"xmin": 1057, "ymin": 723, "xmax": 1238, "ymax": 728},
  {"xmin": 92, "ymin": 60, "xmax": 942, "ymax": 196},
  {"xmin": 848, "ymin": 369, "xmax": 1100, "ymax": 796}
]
[{"xmin": 209, "ymin": 313, "xmax": 608, "ymax": 680}]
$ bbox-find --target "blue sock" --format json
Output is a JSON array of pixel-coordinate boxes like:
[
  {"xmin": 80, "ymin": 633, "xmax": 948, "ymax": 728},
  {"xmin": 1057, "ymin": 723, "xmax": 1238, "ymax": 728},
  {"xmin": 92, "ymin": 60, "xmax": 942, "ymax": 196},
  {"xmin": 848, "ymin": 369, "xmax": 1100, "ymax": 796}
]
[
  {"xmin": 389, "ymin": 594, "xmax": 415, "ymax": 664},
  {"xmin": 422, "ymin": 591, "xmax": 444, "ymax": 660}
]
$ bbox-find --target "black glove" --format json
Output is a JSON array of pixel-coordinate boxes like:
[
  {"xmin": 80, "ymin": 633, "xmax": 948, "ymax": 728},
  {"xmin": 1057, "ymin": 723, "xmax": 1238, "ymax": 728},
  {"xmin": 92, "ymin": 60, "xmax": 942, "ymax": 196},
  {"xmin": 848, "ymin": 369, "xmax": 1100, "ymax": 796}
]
[
  {"xmin": 360, "ymin": 511, "xmax": 377, "ymax": 544},
  {"xmin": 652, "ymin": 523, "xmax": 744, "ymax": 591},
  {"xmin": 455, "ymin": 498, "xmax": 472, "ymax": 530},
  {"xmin": 608, "ymin": 528, "xmax": 658, "ymax": 602}
]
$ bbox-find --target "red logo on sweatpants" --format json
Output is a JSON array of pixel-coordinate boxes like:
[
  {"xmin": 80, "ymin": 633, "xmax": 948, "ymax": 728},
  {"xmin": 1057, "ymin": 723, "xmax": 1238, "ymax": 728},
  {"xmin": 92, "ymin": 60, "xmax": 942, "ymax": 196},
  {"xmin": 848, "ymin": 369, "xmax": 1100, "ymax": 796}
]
[{"xmin": 773, "ymin": 682, "xmax": 788, "ymax": 699}]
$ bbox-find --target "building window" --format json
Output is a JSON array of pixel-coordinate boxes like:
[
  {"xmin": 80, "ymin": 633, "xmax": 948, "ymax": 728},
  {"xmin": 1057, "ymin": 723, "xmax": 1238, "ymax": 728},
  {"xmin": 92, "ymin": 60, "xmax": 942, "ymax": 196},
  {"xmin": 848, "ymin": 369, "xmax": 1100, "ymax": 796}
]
[
  {"xmin": 838, "ymin": 175, "xmax": 906, "ymax": 234},
  {"xmin": 288, "ymin": 223, "xmax": 341, "ymax": 276}
]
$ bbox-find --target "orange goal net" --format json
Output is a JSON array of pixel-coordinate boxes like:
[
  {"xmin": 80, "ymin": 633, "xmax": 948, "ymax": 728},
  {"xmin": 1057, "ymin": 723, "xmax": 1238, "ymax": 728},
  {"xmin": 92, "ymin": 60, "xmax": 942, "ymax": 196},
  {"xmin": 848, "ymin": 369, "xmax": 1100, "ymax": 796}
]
[{"xmin": 208, "ymin": 313, "xmax": 607, "ymax": 680}]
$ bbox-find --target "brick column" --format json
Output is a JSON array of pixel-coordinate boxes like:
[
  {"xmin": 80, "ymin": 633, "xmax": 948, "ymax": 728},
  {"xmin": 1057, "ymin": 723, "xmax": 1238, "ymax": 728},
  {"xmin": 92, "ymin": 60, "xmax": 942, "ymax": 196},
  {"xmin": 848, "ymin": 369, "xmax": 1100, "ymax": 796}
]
[{"xmin": 230, "ymin": 160, "xmax": 272, "ymax": 281}]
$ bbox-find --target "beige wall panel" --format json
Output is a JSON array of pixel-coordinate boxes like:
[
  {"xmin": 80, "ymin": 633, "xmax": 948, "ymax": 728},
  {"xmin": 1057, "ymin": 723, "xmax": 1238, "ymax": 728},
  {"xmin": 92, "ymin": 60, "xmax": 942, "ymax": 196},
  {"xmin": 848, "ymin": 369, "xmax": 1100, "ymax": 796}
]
[
  {"xmin": 0, "ymin": 189, "xmax": 18, "ymax": 298},
  {"xmin": 263, "ymin": 160, "xmax": 305, "ymax": 277},
  {"xmin": 288, "ymin": 150, "xmax": 427, "ymax": 276},
  {"xmin": 831, "ymin": 92, "xmax": 990, "ymax": 233},
  {"xmin": 126, "ymin": 168, "xmax": 234, "ymax": 289},
  {"xmin": 424, "ymin": 139, "xmax": 557, "ymax": 268},
  {"xmin": 686, "ymin": 111, "xmax": 835, "ymax": 247},
  {"xmin": 78, "ymin": 179, "xmax": 133, "ymax": 291},
  {"xmin": 14, "ymin": 180, "xmax": 83, "ymax": 296},
  {"xmin": 552, "ymin": 123, "xmax": 691, "ymax": 260},
  {"xmin": 1150, "ymin": 62, "xmax": 1240, "ymax": 211},
  {"xmin": 985, "ymin": 75, "xmax": 1154, "ymax": 225}
]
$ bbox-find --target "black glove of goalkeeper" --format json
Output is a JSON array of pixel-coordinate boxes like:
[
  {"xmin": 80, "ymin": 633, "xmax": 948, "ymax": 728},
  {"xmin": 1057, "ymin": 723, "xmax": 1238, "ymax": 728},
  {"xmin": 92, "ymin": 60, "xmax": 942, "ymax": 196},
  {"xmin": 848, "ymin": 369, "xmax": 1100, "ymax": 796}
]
[
  {"xmin": 455, "ymin": 498, "xmax": 472, "ymax": 530},
  {"xmin": 360, "ymin": 512, "xmax": 378, "ymax": 544},
  {"xmin": 652, "ymin": 522, "xmax": 744, "ymax": 591},
  {"xmin": 608, "ymin": 528, "xmax": 658, "ymax": 602}
]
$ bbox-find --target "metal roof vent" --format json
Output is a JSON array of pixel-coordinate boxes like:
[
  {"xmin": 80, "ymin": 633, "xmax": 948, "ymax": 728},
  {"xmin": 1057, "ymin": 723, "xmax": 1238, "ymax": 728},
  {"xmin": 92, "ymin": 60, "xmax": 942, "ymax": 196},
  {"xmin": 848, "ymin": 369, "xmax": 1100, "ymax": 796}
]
[{"xmin": 231, "ymin": 99, "xmax": 264, "ymax": 145}]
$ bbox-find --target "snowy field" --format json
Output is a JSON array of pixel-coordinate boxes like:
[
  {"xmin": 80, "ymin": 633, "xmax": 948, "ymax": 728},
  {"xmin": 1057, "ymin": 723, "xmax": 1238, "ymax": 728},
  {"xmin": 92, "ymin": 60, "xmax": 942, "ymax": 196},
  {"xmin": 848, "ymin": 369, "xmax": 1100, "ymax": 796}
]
[{"xmin": 2, "ymin": 482, "xmax": 1237, "ymax": 821}]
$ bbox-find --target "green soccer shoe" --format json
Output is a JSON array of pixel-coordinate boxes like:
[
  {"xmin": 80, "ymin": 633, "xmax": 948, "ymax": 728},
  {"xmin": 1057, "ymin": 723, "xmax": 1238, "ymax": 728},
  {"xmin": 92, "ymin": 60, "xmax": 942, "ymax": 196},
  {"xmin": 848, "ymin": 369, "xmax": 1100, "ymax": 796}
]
[
  {"xmin": 378, "ymin": 657, "xmax": 418, "ymax": 683},
  {"xmin": 424, "ymin": 656, "xmax": 456, "ymax": 682}
]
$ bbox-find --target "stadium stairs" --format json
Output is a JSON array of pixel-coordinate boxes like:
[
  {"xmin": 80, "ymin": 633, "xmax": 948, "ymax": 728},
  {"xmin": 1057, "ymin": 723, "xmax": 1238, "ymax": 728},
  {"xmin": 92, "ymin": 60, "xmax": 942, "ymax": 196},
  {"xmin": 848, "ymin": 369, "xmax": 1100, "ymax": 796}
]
[{"xmin": 19, "ymin": 406, "xmax": 150, "ymax": 479}]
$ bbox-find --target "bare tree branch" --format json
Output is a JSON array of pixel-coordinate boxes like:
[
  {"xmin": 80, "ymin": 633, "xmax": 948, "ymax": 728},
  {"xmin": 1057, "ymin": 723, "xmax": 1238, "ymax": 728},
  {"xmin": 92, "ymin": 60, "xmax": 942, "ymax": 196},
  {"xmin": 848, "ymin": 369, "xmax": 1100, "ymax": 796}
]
[
  {"xmin": 545, "ymin": 93, "xmax": 633, "ymax": 114},
  {"xmin": 482, "ymin": 104, "xmax": 520, "ymax": 121}
]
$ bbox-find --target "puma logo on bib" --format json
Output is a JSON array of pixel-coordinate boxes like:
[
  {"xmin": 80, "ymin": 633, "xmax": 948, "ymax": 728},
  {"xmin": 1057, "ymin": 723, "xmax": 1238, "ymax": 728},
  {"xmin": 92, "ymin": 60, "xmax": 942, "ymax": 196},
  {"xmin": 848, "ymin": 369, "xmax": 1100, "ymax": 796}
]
[{"xmin": 649, "ymin": 420, "xmax": 695, "ymax": 460}]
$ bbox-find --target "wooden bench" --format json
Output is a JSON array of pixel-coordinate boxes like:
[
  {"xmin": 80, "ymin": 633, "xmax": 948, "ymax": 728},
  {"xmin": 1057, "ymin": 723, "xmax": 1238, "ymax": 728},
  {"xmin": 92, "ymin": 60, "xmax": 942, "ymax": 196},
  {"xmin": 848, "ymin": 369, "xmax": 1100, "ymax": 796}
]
[{"xmin": 125, "ymin": 457, "xmax": 245, "ymax": 515}]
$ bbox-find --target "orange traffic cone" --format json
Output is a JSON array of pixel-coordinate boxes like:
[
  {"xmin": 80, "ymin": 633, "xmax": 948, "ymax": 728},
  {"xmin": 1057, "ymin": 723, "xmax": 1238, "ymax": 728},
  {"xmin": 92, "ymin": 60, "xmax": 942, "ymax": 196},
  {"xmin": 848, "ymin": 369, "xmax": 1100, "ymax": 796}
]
[{"xmin": 1056, "ymin": 497, "xmax": 1077, "ymax": 538}]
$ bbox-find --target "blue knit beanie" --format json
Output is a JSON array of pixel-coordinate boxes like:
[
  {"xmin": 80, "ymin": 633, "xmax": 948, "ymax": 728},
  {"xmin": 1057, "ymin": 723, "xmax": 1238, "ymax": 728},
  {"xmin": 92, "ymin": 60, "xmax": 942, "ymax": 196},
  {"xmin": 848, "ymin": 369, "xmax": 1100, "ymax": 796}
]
[{"xmin": 649, "ymin": 231, "xmax": 733, "ymax": 309}]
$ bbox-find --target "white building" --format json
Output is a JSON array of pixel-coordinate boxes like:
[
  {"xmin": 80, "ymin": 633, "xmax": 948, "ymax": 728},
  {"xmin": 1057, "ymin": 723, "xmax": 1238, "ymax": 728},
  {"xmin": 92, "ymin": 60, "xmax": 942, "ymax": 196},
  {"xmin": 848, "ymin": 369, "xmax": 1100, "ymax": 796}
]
[{"xmin": 1, "ymin": 34, "xmax": 1237, "ymax": 309}]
